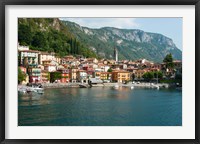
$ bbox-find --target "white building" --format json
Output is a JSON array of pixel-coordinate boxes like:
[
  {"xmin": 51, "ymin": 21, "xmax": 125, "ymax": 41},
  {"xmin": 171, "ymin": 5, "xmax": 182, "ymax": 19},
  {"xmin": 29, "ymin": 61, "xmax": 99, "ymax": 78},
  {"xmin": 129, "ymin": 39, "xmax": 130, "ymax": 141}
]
[
  {"xmin": 18, "ymin": 43, "xmax": 29, "ymax": 51},
  {"xmin": 95, "ymin": 68, "xmax": 103, "ymax": 72},
  {"xmin": 77, "ymin": 70, "xmax": 88, "ymax": 83},
  {"xmin": 18, "ymin": 50, "xmax": 39, "ymax": 66},
  {"xmin": 44, "ymin": 64, "xmax": 57, "ymax": 72},
  {"xmin": 39, "ymin": 52, "xmax": 60, "ymax": 65}
]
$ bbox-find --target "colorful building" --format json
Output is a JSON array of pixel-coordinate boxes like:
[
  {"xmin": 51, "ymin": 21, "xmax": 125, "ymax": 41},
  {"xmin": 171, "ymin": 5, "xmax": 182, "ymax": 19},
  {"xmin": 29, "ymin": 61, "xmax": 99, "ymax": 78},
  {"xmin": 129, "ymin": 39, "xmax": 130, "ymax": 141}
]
[
  {"xmin": 112, "ymin": 71, "xmax": 130, "ymax": 83},
  {"xmin": 99, "ymin": 72, "xmax": 112, "ymax": 81},
  {"xmin": 27, "ymin": 67, "xmax": 41, "ymax": 83},
  {"xmin": 57, "ymin": 69, "xmax": 70, "ymax": 83},
  {"xmin": 39, "ymin": 52, "xmax": 60, "ymax": 65},
  {"xmin": 69, "ymin": 68, "xmax": 78, "ymax": 83},
  {"xmin": 77, "ymin": 70, "xmax": 88, "ymax": 83},
  {"xmin": 18, "ymin": 50, "xmax": 39, "ymax": 67},
  {"xmin": 41, "ymin": 70, "xmax": 50, "ymax": 83},
  {"xmin": 134, "ymin": 69, "xmax": 147, "ymax": 79}
]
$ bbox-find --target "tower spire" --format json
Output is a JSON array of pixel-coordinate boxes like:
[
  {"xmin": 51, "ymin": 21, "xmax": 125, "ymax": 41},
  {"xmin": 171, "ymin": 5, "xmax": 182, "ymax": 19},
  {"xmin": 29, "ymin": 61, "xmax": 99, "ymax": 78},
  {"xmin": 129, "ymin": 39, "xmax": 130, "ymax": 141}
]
[
  {"xmin": 114, "ymin": 45, "xmax": 118, "ymax": 63},
  {"xmin": 114, "ymin": 45, "xmax": 116, "ymax": 58}
]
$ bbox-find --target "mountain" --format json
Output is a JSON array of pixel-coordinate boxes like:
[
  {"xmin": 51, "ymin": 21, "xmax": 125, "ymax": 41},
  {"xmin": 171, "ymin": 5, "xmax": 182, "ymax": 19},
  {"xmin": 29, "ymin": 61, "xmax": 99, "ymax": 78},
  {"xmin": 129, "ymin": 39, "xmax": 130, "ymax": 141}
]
[
  {"xmin": 18, "ymin": 18, "xmax": 182, "ymax": 63},
  {"xmin": 61, "ymin": 20, "xmax": 182, "ymax": 62},
  {"xmin": 18, "ymin": 18, "xmax": 97, "ymax": 58}
]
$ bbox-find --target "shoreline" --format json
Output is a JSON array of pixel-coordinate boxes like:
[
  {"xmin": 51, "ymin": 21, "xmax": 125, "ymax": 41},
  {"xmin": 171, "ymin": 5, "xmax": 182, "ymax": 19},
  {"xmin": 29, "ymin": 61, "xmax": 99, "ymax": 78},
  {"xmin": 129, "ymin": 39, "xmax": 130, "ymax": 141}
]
[
  {"xmin": 18, "ymin": 82, "xmax": 179, "ymax": 89},
  {"xmin": 39, "ymin": 82, "xmax": 171, "ymax": 89}
]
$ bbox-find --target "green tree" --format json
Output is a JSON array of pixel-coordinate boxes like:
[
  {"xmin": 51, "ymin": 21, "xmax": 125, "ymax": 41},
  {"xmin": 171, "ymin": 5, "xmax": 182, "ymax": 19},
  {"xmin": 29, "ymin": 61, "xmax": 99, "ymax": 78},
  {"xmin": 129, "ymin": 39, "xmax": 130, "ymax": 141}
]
[
  {"xmin": 76, "ymin": 42, "xmax": 80, "ymax": 54},
  {"xmin": 18, "ymin": 18, "xmax": 97, "ymax": 59},
  {"xmin": 31, "ymin": 32, "xmax": 47, "ymax": 50},
  {"xmin": 154, "ymin": 71, "xmax": 163, "ymax": 79},
  {"xmin": 18, "ymin": 67, "xmax": 26, "ymax": 84},
  {"xmin": 107, "ymin": 68, "xmax": 112, "ymax": 72},
  {"xmin": 70, "ymin": 38, "xmax": 73, "ymax": 54},
  {"xmin": 18, "ymin": 24, "xmax": 32, "ymax": 46},
  {"xmin": 74, "ymin": 38, "xmax": 77, "ymax": 55},
  {"xmin": 142, "ymin": 72, "xmax": 154, "ymax": 82},
  {"xmin": 50, "ymin": 72, "xmax": 62, "ymax": 83},
  {"xmin": 163, "ymin": 53, "xmax": 174, "ymax": 68}
]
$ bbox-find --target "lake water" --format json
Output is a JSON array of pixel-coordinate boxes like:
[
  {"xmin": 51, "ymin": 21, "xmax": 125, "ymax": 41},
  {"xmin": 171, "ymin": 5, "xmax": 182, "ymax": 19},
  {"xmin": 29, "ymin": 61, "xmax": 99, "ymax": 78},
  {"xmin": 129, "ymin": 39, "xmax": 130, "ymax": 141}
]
[{"xmin": 18, "ymin": 87, "xmax": 182, "ymax": 126}]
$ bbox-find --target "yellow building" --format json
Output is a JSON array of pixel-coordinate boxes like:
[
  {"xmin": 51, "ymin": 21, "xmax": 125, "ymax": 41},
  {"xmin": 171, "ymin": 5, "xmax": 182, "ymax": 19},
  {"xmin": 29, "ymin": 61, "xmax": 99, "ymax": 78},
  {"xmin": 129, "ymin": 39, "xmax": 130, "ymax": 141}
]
[
  {"xmin": 99, "ymin": 72, "xmax": 112, "ymax": 80},
  {"xmin": 94, "ymin": 71, "xmax": 101, "ymax": 78},
  {"xmin": 41, "ymin": 70, "xmax": 50, "ymax": 83},
  {"xmin": 112, "ymin": 71, "xmax": 130, "ymax": 83}
]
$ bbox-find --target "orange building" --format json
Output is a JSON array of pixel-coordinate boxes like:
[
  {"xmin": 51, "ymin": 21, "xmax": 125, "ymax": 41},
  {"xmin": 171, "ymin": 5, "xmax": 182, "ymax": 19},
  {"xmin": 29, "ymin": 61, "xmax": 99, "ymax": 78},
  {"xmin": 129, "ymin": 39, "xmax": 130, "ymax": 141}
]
[{"xmin": 112, "ymin": 71, "xmax": 130, "ymax": 83}]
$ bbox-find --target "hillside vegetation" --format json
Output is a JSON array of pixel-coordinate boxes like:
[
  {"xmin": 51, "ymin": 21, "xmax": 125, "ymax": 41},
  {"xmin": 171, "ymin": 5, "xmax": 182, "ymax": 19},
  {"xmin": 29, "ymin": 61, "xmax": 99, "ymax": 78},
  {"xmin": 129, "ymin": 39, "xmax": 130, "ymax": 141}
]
[
  {"xmin": 62, "ymin": 20, "xmax": 182, "ymax": 62},
  {"xmin": 18, "ymin": 18, "xmax": 97, "ymax": 58},
  {"xmin": 18, "ymin": 18, "xmax": 182, "ymax": 62}
]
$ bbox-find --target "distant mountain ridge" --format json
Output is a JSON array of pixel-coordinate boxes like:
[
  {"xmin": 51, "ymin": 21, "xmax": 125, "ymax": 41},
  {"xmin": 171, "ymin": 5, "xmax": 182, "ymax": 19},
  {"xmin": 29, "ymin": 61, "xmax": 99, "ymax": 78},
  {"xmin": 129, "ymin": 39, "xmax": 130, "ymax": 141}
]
[{"xmin": 61, "ymin": 20, "xmax": 182, "ymax": 62}]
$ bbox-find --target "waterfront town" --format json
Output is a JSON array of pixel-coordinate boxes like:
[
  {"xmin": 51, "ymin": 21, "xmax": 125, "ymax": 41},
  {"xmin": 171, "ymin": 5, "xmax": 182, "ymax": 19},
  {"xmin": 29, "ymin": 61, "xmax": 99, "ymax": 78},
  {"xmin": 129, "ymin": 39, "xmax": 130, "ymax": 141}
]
[
  {"xmin": 18, "ymin": 43, "xmax": 182, "ymax": 88},
  {"xmin": 18, "ymin": 18, "xmax": 183, "ymax": 127}
]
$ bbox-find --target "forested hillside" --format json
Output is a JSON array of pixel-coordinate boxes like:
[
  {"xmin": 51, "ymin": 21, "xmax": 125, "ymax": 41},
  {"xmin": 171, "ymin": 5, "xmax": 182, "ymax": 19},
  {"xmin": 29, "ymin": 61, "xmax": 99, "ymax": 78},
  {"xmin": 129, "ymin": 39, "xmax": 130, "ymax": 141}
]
[
  {"xmin": 18, "ymin": 18, "xmax": 182, "ymax": 62},
  {"xmin": 62, "ymin": 20, "xmax": 182, "ymax": 62},
  {"xmin": 18, "ymin": 18, "xmax": 97, "ymax": 58}
]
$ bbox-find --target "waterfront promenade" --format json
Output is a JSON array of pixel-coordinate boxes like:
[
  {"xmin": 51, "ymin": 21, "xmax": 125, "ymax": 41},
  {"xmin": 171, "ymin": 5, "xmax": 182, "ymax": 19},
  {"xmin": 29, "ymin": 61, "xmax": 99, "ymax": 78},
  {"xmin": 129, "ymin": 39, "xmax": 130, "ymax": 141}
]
[{"xmin": 20, "ymin": 82, "xmax": 170, "ymax": 89}]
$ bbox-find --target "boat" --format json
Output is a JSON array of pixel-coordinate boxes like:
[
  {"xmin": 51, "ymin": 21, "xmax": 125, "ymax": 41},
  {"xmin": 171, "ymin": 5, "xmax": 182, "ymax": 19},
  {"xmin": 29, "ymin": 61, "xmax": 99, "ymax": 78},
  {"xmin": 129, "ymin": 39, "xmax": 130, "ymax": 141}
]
[
  {"xmin": 156, "ymin": 85, "xmax": 159, "ymax": 90},
  {"xmin": 32, "ymin": 87, "xmax": 44, "ymax": 94},
  {"xmin": 25, "ymin": 83, "xmax": 44, "ymax": 94},
  {"xmin": 79, "ymin": 84, "xmax": 91, "ymax": 88},
  {"xmin": 154, "ymin": 85, "xmax": 159, "ymax": 90},
  {"xmin": 113, "ymin": 84, "xmax": 119, "ymax": 89},
  {"xmin": 18, "ymin": 88, "xmax": 27, "ymax": 94},
  {"xmin": 150, "ymin": 83, "xmax": 159, "ymax": 90},
  {"xmin": 130, "ymin": 86, "xmax": 134, "ymax": 89}
]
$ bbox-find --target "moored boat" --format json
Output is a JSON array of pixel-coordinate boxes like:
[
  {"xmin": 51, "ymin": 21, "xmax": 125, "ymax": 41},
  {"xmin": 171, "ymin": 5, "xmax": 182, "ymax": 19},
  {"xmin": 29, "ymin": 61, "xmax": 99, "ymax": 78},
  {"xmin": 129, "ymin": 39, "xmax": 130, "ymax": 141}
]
[
  {"xmin": 18, "ymin": 83, "xmax": 44, "ymax": 94},
  {"xmin": 113, "ymin": 84, "xmax": 119, "ymax": 89},
  {"xmin": 79, "ymin": 84, "xmax": 90, "ymax": 88}
]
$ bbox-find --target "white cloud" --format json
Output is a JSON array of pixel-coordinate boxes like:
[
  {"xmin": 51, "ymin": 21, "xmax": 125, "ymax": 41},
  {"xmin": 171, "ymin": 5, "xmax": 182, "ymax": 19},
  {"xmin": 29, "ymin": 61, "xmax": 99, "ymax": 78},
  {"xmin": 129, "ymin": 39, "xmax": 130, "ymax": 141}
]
[{"xmin": 59, "ymin": 18, "xmax": 139, "ymax": 29}]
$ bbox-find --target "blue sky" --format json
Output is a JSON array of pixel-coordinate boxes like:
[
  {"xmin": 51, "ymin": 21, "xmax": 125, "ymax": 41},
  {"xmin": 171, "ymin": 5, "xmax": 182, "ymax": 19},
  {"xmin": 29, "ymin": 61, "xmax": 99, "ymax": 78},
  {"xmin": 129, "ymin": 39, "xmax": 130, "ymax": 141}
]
[{"xmin": 60, "ymin": 18, "xmax": 182, "ymax": 50}]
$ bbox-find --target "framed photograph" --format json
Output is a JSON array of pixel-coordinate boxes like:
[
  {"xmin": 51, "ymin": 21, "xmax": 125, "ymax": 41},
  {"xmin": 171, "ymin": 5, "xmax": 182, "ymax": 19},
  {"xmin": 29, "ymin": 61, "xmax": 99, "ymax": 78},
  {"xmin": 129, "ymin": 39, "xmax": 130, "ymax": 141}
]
[{"xmin": 0, "ymin": 0, "xmax": 199, "ymax": 143}]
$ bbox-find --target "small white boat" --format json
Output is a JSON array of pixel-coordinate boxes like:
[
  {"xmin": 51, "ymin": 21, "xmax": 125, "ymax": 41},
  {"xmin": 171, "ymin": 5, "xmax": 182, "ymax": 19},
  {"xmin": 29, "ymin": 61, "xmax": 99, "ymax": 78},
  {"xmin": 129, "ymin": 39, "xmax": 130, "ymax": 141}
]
[
  {"xmin": 32, "ymin": 87, "xmax": 44, "ymax": 94},
  {"xmin": 130, "ymin": 86, "xmax": 134, "ymax": 89},
  {"xmin": 113, "ymin": 85, "xmax": 119, "ymax": 89},
  {"xmin": 27, "ymin": 84, "xmax": 44, "ymax": 94},
  {"xmin": 18, "ymin": 88, "xmax": 27, "ymax": 94},
  {"xmin": 155, "ymin": 85, "xmax": 159, "ymax": 90}
]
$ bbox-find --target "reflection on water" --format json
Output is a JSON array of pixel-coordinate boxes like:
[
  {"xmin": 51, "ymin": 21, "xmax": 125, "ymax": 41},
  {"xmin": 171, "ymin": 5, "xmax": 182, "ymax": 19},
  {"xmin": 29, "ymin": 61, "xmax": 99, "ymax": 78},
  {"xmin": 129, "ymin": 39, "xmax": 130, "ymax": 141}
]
[{"xmin": 18, "ymin": 87, "xmax": 182, "ymax": 126}]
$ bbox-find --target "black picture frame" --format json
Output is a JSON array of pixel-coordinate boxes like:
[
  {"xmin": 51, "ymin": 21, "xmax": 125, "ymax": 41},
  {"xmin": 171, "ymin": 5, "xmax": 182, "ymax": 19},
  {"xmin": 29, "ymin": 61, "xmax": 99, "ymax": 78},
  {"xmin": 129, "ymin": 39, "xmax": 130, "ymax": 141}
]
[{"xmin": 0, "ymin": 0, "xmax": 199, "ymax": 143}]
